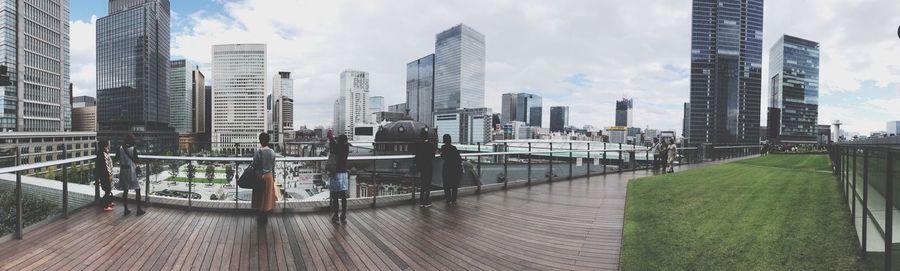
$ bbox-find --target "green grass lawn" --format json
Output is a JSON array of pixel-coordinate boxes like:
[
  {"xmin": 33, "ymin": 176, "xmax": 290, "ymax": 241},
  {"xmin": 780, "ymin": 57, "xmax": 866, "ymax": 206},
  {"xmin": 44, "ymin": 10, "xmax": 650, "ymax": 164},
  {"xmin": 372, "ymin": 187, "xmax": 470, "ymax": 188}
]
[
  {"xmin": 620, "ymin": 154, "xmax": 866, "ymax": 270},
  {"xmin": 166, "ymin": 176, "xmax": 230, "ymax": 184}
]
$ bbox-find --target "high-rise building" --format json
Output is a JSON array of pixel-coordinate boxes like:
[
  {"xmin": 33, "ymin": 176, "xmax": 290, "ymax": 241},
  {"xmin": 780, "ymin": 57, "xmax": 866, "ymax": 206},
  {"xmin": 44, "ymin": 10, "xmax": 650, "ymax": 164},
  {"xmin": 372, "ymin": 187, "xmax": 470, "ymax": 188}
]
[
  {"xmin": 388, "ymin": 103, "xmax": 407, "ymax": 113},
  {"xmin": 73, "ymin": 96, "xmax": 97, "ymax": 108},
  {"xmin": 550, "ymin": 106, "xmax": 569, "ymax": 132},
  {"xmin": 683, "ymin": 102, "xmax": 691, "ymax": 141},
  {"xmin": 72, "ymin": 106, "xmax": 97, "ymax": 132},
  {"xmin": 433, "ymin": 107, "xmax": 492, "ymax": 145},
  {"xmin": 97, "ymin": 0, "xmax": 175, "ymax": 153},
  {"xmin": 501, "ymin": 93, "xmax": 542, "ymax": 127},
  {"xmin": 203, "ymin": 85, "xmax": 212, "ymax": 146},
  {"xmin": 406, "ymin": 54, "xmax": 435, "ymax": 126},
  {"xmin": 270, "ymin": 71, "xmax": 293, "ymax": 146},
  {"xmin": 211, "ymin": 44, "xmax": 266, "ymax": 153},
  {"xmin": 168, "ymin": 60, "xmax": 196, "ymax": 134},
  {"xmin": 333, "ymin": 70, "xmax": 369, "ymax": 139},
  {"xmin": 688, "ymin": 0, "xmax": 763, "ymax": 145},
  {"xmin": 191, "ymin": 68, "xmax": 205, "ymax": 135},
  {"xmin": 434, "ymin": 24, "xmax": 485, "ymax": 111},
  {"xmin": 615, "ymin": 98, "xmax": 633, "ymax": 127},
  {"xmin": 767, "ymin": 35, "xmax": 819, "ymax": 144},
  {"xmin": 889, "ymin": 121, "xmax": 900, "ymax": 136},
  {"xmin": 368, "ymin": 95, "xmax": 384, "ymax": 123},
  {"xmin": 0, "ymin": 0, "xmax": 70, "ymax": 132}
]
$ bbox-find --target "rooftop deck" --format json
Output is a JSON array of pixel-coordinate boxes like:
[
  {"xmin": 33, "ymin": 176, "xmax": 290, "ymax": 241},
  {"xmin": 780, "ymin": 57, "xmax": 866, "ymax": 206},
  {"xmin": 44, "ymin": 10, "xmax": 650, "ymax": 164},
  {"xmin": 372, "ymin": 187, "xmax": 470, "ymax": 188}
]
[{"xmin": 0, "ymin": 160, "xmax": 738, "ymax": 271}]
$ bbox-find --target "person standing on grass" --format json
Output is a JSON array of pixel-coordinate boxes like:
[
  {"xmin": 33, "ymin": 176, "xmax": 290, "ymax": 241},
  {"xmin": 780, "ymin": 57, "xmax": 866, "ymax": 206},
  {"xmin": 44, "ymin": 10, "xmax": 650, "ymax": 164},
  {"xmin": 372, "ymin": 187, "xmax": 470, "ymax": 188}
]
[
  {"xmin": 651, "ymin": 138, "xmax": 661, "ymax": 170},
  {"xmin": 95, "ymin": 140, "xmax": 115, "ymax": 212},
  {"xmin": 329, "ymin": 133, "xmax": 351, "ymax": 224},
  {"xmin": 251, "ymin": 132, "xmax": 277, "ymax": 223},
  {"xmin": 116, "ymin": 134, "xmax": 144, "ymax": 216},
  {"xmin": 666, "ymin": 139, "xmax": 677, "ymax": 173},
  {"xmin": 414, "ymin": 130, "xmax": 435, "ymax": 208},
  {"xmin": 440, "ymin": 134, "xmax": 462, "ymax": 205}
]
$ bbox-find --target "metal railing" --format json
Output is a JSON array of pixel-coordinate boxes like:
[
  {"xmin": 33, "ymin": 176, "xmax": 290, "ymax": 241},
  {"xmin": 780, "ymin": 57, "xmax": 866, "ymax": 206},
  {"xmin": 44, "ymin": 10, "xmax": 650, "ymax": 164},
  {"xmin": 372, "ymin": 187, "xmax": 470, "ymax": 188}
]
[{"xmin": 829, "ymin": 143, "xmax": 900, "ymax": 270}]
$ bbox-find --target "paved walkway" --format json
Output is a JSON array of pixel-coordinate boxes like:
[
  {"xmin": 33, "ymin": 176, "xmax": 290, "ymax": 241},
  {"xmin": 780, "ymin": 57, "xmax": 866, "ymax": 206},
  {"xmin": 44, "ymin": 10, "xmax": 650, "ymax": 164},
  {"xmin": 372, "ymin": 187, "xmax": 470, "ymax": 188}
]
[{"xmin": 0, "ymin": 157, "xmax": 752, "ymax": 271}]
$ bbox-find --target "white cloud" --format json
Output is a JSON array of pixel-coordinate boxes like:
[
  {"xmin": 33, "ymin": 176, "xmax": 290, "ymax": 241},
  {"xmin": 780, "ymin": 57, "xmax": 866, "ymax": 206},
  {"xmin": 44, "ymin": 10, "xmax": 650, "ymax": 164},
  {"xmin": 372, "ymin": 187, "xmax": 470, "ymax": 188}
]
[{"xmin": 70, "ymin": 16, "xmax": 96, "ymax": 98}]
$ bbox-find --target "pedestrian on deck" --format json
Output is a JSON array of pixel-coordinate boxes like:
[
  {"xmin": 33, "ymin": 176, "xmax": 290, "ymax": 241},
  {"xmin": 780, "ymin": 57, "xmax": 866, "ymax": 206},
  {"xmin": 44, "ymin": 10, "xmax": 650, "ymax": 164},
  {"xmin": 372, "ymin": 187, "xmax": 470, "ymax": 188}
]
[
  {"xmin": 440, "ymin": 134, "xmax": 462, "ymax": 205},
  {"xmin": 95, "ymin": 140, "xmax": 115, "ymax": 212},
  {"xmin": 414, "ymin": 129, "xmax": 435, "ymax": 208},
  {"xmin": 666, "ymin": 139, "xmax": 678, "ymax": 173},
  {"xmin": 651, "ymin": 138, "xmax": 661, "ymax": 170},
  {"xmin": 251, "ymin": 132, "xmax": 277, "ymax": 222},
  {"xmin": 328, "ymin": 133, "xmax": 351, "ymax": 224},
  {"xmin": 116, "ymin": 134, "xmax": 144, "ymax": 216}
]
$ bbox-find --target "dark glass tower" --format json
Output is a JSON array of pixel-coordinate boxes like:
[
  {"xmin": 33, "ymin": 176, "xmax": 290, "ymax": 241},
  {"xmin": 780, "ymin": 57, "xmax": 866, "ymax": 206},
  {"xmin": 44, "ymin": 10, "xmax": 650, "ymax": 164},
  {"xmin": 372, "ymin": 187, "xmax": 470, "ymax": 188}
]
[
  {"xmin": 434, "ymin": 24, "xmax": 485, "ymax": 111},
  {"xmin": 97, "ymin": 0, "xmax": 175, "ymax": 153},
  {"xmin": 550, "ymin": 106, "xmax": 568, "ymax": 133},
  {"xmin": 615, "ymin": 98, "xmax": 633, "ymax": 127},
  {"xmin": 500, "ymin": 93, "xmax": 541, "ymax": 127},
  {"xmin": 688, "ymin": 0, "xmax": 763, "ymax": 145},
  {"xmin": 767, "ymin": 35, "xmax": 819, "ymax": 143},
  {"xmin": 406, "ymin": 54, "xmax": 434, "ymax": 126}
]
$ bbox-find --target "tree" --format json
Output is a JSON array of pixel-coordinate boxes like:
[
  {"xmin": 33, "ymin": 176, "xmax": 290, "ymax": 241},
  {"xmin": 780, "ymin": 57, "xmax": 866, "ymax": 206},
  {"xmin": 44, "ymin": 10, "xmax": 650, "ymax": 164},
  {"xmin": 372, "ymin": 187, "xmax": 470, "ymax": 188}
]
[
  {"xmin": 205, "ymin": 165, "xmax": 215, "ymax": 184},
  {"xmin": 168, "ymin": 163, "xmax": 180, "ymax": 181},
  {"xmin": 225, "ymin": 165, "xmax": 235, "ymax": 184},
  {"xmin": 45, "ymin": 166, "xmax": 56, "ymax": 180},
  {"xmin": 186, "ymin": 163, "xmax": 196, "ymax": 183},
  {"xmin": 67, "ymin": 163, "xmax": 80, "ymax": 184}
]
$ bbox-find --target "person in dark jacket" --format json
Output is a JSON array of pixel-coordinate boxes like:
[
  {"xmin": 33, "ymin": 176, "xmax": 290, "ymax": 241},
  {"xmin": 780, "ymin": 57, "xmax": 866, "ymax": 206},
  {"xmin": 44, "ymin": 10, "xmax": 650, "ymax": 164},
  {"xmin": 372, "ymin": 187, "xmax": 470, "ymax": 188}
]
[
  {"xmin": 329, "ymin": 133, "xmax": 351, "ymax": 223},
  {"xmin": 440, "ymin": 134, "xmax": 462, "ymax": 205},
  {"xmin": 117, "ymin": 134, "xmax": 144, "ymax": 216},
  {"xmin": 95, "ymin": 140, "xmax": 115, "ymax": 212},
  {"xmin": 414, "ymin": 130, "xmax": 435, "ymax": 208}
]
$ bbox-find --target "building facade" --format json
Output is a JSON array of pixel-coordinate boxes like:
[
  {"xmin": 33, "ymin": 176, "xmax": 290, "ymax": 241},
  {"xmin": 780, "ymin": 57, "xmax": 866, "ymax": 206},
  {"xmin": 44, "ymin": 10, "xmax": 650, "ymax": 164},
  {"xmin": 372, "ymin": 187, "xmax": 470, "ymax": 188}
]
[
  {"xmin": 333, "ymin": 70, "xmax": 369, "ymax": 139},
  {"xmin": 168, "ymin": 59, "xmax": 195, "ymax": 134},
  {"xmin": 434, "ymin": 24, "xmax": 485, "ymax": 111},
  {"xmin": 688, "ymin": 0, "xmax": 763, "ymax": 145},
  {"xmin": 615, "ymin": 98, "xmax": 633, "ymax": 127},
  {"xmin": 0, "ymin": 132, "xmax": 96, "ymax": 177},
  {"xmin": 271, "ymin": 71, "xmax": 293, "ymax": 145},
  {"xmin": 388, "ymin": 103, "xmax": 407, "ymax": 113},
  {"xmin": 72, "ymin": 106, "xmax": 96, "ymax": 132},
  {"xmin": 682, "ymin": 102, "xmax": 690, "ymax": 141},
  {"xmin": 433, "ymin": 107, "xmax": 492, "ymax": 145},
  {"xmin": 767, "ymin": 35, "xmax": 819, "ymax": 144},
  {"xmin": 406, "ymin": 54, "xmax": 435, "ymax": 126},
  {"xmin": 97, "ymin": 0, "xmax": 175, "ymax": 153},
  {"xmin": 211, "ymin": 44, "xmax": 267, "ymax": 154},
  {"xmin": 73, "ymin": 96, "xmax": 96, "ymax": 108},
  {"xmin": 889, "ymin": 121, "xmax": 900, "ymax": 136},
  {"xmin": 501, "ymin": 93, "xmax": 542, "ymax": 127},
  {"xmin": 368, "ymin": 95, "xmax": 384, "ymax": 123},
  {"xmin": 0, "ymin": 0, "xmax": 71, "ymax": 132},
  {"xmin": 192, "ymin": 68, "xmax": 205, "ymax": 134},
  {"xmin": 550, "ymin": 106, "xmax": 569, "ymax": 132}
]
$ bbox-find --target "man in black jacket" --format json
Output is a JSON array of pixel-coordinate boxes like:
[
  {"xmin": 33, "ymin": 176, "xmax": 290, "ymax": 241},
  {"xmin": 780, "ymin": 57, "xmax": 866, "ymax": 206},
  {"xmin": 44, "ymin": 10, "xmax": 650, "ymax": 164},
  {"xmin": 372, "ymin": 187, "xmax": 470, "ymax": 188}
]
[
  {"xmin": 414, "ymin": 130, "xmax": 435, "ymax": 208},
  {"xmin": 440, "ymin": 134, "xmax": 462, "ymax": 205}
]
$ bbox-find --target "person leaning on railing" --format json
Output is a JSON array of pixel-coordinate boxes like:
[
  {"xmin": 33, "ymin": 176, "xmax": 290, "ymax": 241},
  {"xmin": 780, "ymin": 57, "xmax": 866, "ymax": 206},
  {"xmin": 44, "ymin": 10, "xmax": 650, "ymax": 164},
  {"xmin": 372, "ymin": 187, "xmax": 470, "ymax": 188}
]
[
  {"xmin": 94, "ymin": 140, "xmax": 116, "ymax": 212},
  {"xmin": 328, "ymin": 131, "xmax": 351, "ymax": 224},
  {"xmin": 414, "ymin": 129, "xmax": 435, "ymax": 208},
  {"xmin": 441, "ymin": 134, "xmax": 462, "ymax": 205},
  {"xmin": 251, "ymin": 132, "xmax": 277, "ymax": 223},
  {"xmin": 116, "ymin": 134, "xmax": 145, "ymax": 216}
]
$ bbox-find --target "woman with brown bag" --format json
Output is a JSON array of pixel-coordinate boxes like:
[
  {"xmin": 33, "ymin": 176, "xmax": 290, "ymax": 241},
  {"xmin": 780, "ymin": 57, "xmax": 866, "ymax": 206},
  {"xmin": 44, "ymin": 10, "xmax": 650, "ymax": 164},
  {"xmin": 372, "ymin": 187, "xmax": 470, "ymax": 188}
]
[{"xmin": 251, "ymin": 132, "xmax": 277, "ymax": 223}]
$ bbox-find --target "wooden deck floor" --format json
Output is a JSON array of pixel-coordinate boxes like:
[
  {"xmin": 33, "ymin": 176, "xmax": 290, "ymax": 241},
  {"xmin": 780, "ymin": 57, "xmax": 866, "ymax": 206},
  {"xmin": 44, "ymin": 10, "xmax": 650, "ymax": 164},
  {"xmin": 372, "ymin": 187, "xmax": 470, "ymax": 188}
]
[{"xmin": 0, "ymin": 162, "xmax": 726, "ymax": 271}]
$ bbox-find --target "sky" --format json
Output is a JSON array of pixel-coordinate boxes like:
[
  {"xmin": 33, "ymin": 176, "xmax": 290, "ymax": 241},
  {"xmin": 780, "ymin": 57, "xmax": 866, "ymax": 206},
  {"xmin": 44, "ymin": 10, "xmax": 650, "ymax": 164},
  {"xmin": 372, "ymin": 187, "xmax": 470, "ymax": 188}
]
[{"xmin": 70, "ymin": 0, "xmax": 900, "ymax": 136}]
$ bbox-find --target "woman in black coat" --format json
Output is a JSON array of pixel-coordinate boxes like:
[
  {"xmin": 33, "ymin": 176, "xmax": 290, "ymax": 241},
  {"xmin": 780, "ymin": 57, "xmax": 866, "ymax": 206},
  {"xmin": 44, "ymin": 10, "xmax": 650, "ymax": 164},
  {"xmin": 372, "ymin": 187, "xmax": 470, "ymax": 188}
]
[{"xmin": 440, "ymin": 134, "xmax": 462, "ymax": 205}]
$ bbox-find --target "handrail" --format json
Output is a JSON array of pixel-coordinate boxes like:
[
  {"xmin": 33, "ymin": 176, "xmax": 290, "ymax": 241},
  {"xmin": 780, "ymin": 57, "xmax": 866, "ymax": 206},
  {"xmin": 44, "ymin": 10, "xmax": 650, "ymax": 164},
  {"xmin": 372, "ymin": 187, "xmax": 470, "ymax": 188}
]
[{"xmin": 0, "ymin": 156, "xmax": 94, "ymax": 175}]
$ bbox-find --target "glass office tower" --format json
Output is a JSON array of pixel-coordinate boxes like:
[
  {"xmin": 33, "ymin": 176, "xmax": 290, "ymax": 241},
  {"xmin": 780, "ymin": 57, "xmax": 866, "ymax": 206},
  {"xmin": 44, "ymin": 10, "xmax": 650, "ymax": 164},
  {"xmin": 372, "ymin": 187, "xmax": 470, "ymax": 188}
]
[
  {"xmin": 550, "ymin": 106, "xmax": 569, "ymax": 133},
  {"xmin": 501, "ymin": 93, "xmax": 542, "ymax": 127},
  {"xmin": 615, "ymin": 98, "xmax": 633, "ymax": 127},
  {"xmin": 767, "ymin": 35, "xmax": 819, "ymax": 143},
  {"xmin": 168, "ymin": 59, "xmax": 194, "ymax": 134},
  {"xmin": 688, "ymin": 0, "xmax": 763, "ymax": 144},
  {"xmin": 434, "ymin": 24, "xmax": 485, "ymax": 111},
  {"xmin": 406, "ymin": 54, "xmax": 434, "ymax": 126},
  {"xmin": 97, "ymin": 0, "xmax": 175, "ymax": 153}
]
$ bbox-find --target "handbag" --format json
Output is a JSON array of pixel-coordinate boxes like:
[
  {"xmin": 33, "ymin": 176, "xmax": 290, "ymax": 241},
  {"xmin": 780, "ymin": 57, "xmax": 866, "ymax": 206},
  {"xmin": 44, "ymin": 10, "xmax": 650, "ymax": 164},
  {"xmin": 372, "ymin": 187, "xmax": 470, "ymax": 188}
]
[
  {"xmin": 324, "ymin": 152, "xmax": 337, "ymax": 174},
  {"xmin": 237, "ymin": 165, "xmax": 260, "ymax": 189}
]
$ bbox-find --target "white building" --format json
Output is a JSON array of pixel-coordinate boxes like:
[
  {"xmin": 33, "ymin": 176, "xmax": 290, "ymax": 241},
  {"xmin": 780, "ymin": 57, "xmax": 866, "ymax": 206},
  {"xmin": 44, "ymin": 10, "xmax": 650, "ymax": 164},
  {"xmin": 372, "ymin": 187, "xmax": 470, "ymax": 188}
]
[
  {"xmin": 333, "ymin": 70, "xmax": 369, "ymax": 140},
  {"xmin": 271, "ymin": 71, "xmax": 294, "ymax": 145},
  {"xmin": 211, "ymin": 44, "xmax": 267, "ymax": 153},
  {"xmin": 889, "ymin": 121, "xmax": 900, "ymax": 136},
  {"xmin": 434, "ymin": 108, "xmax": 492, "ymax": 145}
]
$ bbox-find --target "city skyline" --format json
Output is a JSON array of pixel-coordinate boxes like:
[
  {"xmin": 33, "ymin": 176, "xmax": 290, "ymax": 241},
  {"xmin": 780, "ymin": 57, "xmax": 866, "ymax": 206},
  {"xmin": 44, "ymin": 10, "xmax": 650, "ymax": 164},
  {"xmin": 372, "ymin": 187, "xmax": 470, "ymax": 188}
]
[{"xmin": 66, "ymin": 0, "xmax": 900, "ymax": 135}]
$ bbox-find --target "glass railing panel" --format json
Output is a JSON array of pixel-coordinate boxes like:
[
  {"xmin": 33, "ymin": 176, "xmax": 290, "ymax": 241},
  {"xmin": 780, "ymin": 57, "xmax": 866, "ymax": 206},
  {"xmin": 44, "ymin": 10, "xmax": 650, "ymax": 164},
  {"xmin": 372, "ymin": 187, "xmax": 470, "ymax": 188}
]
[{"xmin": 66, "ymin": 159, "xmax": 96, "ymax": 211}]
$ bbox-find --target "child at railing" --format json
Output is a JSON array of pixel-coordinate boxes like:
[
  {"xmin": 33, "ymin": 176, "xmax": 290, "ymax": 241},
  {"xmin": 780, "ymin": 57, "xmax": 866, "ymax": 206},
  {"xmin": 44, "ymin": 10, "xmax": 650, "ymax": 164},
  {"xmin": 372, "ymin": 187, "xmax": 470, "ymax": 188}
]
[{"xmin": 95, "ymin": 140, "xmax": 115, "ymax": 212}]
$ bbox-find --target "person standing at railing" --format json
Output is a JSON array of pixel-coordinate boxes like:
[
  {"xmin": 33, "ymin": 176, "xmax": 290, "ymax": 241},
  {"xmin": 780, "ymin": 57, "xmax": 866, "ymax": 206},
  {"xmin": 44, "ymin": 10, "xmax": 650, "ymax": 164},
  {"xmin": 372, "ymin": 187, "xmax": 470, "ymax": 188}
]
[
  {"xmin": 651, "ymin": 138, "xmax": 661, "ymax": 170},
  {"xmin": 440, "ymin": 134, "xmax": 462, "ymax": 205},
  {"xmin": 666, "ymin": 139, "xmax": 677, "ymax": 173},
  {"xmin": 328, "ymin": 133, "xmax": 351, "ymax": 224},
  {"xmin": 251, "ymin": 132, "xmax": 277, "ymax": 223},
  {"xmin": 414, "ymin": 129, "xmax": 435, "ymax": 208},
  {"xmin": 116, "ymin": 134, "xmax": 144, "ymax": 216},
  {"xmin": 95, "ymin": 140, "xmax": 115, "ymax": 212}
]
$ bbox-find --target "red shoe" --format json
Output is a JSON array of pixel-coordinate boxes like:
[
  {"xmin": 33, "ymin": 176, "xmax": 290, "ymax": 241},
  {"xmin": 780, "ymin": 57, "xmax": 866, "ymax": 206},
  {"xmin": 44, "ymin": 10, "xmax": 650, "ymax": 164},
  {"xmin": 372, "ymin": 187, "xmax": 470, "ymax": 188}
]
[
  {"xmin": 109, "ymin": 202, "xmax": 117, "ymax": 207},
  {"xmin": 103, "ymin": 206, "xmax": 114, "ymax": 212}
]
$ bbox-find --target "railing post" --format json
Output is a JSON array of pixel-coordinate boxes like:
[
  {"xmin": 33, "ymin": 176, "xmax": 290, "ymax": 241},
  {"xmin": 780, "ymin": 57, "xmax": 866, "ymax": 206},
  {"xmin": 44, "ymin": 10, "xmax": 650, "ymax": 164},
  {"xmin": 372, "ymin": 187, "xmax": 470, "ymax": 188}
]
[
  {"xmin": 645, "ymin": 147, "xmax": 649, "ymax": 169},
  {"xmin": 235, "ymin": 161, "xmax": 239, "ymax": 210},
  {"xmin": 145, "ymin": 160, "xmax": 151, "ymax": 204},
  {"xmin": 862, "ymin": 148, "xmax": 868, "ymax": 254},
  {"xmin": 62, "ymin": 145, "xmax": 68, "ymax": 218},
  {"xmin": 568, "ymin": 143, "xmax": 573, "ymax": 180},
  {"xmin": 188, "ymin": 161, "xmax": 193, "ymax": 211},
  {"xmin": 885, "ymin": 150, "xmax": 894, "ymax": 271},
  {"xmin": 586, "ymin": 143, "xmax": 591, "ymax": 177},
  {"xmin": 549, "ymin": 142, "xmax": 554, "ymax": 183},
  {"xmin": 851, "ymin": 149, "xmax": 857, "ymax": 221},
  {"xmin": 477, "ymin": 143, "xmax": 482, "ymax": 192},
  {"xmin": 603, "ymin": 150, "xmax": 607, "ymax": 175},
  {"xmin": 527, "ymin": 142, "xmax": 532, "ymax": 186},
  {"xmin": 503, "ymin": 143, "xmax": 508, "ymax": 190},
  {"xmin": 618, "ymin": 143, "xmax": 623, "ymax": 170},
  {"xmin": 15, "ymin": 148, "xmax": 22, "ymax": 240},
  {"xmin": 371, "ymin": 150, "xmax": 378, "ymax": 208}
]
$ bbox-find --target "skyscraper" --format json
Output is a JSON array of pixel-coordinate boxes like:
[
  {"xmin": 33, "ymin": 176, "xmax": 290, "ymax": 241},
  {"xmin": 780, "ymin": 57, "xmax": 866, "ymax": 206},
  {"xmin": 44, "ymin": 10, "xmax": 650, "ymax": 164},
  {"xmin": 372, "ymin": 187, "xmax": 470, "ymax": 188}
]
[
  {"xmin": 501, "ymin": 93, "xmax": 542, "ymax": 127},
  {"xmin": 192, "ymin": 68, "xmax": 205, "ymax": 134},
  {"xmin": 97, "ymin": 0, "xmax": 175, "ymax": 153},
  {"xmin": 767, "ymin": 35, "xmax": 819, "ymax": 144},
  {"xmin": 688, "ymin": 0, "xmax": 763, "ymax": 144},
  {"xmin": 434, "ymin": 24, "xmax": 485, "ymax": 111},
  {"xmin": 683, "ymin": 103, "xmax": 691, "ymax": 141},
  {"xmin": 211, "ymin": 44, "xmax": 266, "ymax": 153},
  {"xmin": 615, "ymin": 98, "xmax": 633, "ymax": 127},
  {"xmin": 168, "ymin": 60, "xmax": 195, "ymax": 134},
  {"xmin": 406, "ymin": 54, "xmax": 434, "ymax": 125},
  {"xmin": 368, "ymin": 95, "xmax": 384, "ymax": 123},
  {"xmin": 550, "ymin": 106, "xmax": 569, "ymax": 132},
  {"xmin": 0, "ymin": 0, "xmax": 70, "ymax": 132},
  {"xmin": 333, "ymin": 70, "xmax": 369, "ymax": 139},
  {"xmin": 271, "ymin": 71, "xmax": 293, "ymax": 145}
]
